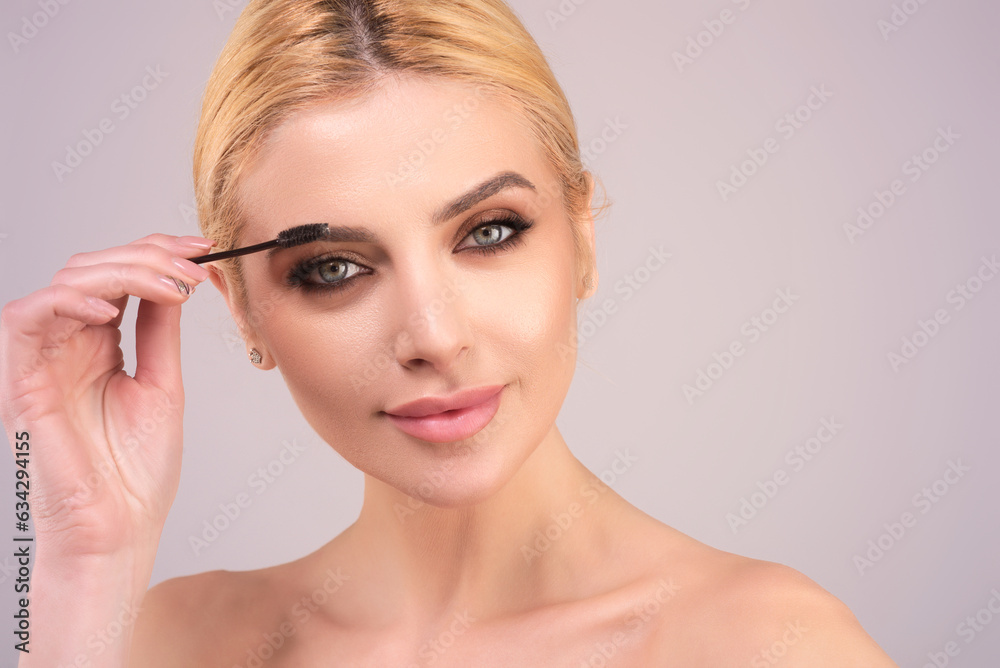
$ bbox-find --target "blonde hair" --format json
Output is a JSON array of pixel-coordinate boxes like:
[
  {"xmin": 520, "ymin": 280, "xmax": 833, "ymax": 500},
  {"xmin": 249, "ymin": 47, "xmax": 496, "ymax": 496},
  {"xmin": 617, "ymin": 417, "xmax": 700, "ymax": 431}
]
[{"xmin": 193, "ymin": 0, "xmax": 598, "ymax": 310}]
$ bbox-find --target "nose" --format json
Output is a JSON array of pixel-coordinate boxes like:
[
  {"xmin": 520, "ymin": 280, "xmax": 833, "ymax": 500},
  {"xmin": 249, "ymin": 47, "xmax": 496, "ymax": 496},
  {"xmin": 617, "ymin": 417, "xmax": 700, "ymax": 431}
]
[{"xmin": 392, "ymin": 264, "xmax": 473, "ymax": 373}]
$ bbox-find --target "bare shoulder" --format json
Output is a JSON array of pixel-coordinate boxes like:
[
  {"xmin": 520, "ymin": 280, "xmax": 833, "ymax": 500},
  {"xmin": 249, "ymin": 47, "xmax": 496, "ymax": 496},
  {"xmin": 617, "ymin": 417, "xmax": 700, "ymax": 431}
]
[
  {"xmin": 130, "ymin": 567, "xmax": 279, "ymax": 667},
  {"xmin": 649, "ymin": 541, "xmax": 899, "ymax": 666}
]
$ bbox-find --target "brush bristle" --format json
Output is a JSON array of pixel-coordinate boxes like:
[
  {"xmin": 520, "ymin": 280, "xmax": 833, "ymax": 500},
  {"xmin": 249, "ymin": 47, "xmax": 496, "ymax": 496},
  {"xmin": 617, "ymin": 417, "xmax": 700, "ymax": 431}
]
[{"xmin": 276, "ymin": 223, "xmax": 330, "ymax": 249}]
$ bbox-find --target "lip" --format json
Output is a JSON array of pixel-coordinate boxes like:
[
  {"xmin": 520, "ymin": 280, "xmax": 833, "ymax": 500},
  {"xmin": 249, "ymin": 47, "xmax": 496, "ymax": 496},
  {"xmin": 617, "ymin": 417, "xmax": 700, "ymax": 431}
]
[{"xmin": 383, "ymin": 385, "xmax": 504, "ymax": 443}]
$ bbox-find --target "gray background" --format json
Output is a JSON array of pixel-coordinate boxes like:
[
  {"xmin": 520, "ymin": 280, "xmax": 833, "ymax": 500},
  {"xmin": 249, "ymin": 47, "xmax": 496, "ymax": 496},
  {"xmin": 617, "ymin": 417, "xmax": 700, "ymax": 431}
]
[{"xmin": 2, "ymin": 0, "xmax": 999, "ymax": 665}]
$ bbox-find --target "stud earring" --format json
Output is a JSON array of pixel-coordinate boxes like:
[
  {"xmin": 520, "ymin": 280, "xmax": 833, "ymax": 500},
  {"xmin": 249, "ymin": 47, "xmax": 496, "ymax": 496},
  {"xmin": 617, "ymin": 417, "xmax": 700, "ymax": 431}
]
[{"xmin": 249, "ymin": 348, "xmax": 262, "ymax": 365}]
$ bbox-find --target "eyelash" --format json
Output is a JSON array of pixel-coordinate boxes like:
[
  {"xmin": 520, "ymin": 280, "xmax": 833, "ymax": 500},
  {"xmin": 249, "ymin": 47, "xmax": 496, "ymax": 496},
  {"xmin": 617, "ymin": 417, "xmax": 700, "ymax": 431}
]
[{"xmin": 285, "ymin": 213, "xmax": 534, "ymax": 294}]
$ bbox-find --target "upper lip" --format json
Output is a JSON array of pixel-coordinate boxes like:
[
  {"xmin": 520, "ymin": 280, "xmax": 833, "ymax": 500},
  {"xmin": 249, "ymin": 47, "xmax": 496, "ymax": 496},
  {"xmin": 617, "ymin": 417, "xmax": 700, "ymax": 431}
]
[{"xmin": 384, "ymin": 385, "xmax": 504, "ymax": 418}]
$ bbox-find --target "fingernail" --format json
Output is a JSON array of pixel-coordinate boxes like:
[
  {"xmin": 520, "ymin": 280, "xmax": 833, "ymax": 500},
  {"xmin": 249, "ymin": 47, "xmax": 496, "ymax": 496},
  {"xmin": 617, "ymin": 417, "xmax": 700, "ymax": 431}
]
[
  {"xmin": 173, "ymin": 257, "xmax": 211, "ymax": 282},
  {"xmin": 161, "ymin": 275, "xmax": 191, "ymax": 296},
  {"xmin": 178, "ymin": 236, "xmax": 215, "ymax": 249},
  {"xmin": 85, "ymin": 296, "xmax": 119, "ymax": 318}
]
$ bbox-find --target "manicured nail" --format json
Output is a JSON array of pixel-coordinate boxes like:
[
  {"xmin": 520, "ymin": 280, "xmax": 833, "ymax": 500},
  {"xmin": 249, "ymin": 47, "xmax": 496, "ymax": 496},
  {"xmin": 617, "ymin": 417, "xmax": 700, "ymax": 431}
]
[
  {"xmin": 173, "ymin": 257, "xmax": 211, "ymax": 281},
  {"xmin": 178, "ymin": 236, "xmax": 215, "ymax": 249},
  {"xmin": 85, "ymin": 296, "xmax": 119, "ymax": 318},
  {"xmin": 161, "ymin": 275, "xmax": 191, "ymax": 296}
]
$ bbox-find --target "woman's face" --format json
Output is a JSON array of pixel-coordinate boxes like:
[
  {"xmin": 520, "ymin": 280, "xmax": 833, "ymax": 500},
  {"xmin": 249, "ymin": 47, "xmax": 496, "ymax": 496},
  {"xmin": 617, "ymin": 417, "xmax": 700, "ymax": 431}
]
[{"xmin": 226, "ymin": 75, "xmax": 591, "ymax": 507}]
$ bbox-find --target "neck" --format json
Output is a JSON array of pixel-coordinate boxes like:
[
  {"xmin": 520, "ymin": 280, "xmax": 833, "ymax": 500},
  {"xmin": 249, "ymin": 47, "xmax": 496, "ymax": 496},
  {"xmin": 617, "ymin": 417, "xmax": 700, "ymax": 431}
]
[{"xmin": 343, "ymin": 425, "xmax": 628, "ymax": 623}]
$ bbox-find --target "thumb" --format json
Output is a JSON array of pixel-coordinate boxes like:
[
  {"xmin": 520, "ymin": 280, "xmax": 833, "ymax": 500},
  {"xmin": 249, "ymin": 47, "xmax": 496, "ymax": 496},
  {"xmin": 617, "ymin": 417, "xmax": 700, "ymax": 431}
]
[{"xmin": 133, "ymin": 299, "xmax": 182, "ymax": 391}]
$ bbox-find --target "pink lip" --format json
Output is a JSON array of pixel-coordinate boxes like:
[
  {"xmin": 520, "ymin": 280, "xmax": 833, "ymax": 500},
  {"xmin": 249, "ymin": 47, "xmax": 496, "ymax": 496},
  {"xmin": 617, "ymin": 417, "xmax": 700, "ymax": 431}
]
[{"xmin": 384, "ymin": 385, "xmax": 504, "ymax": 443}]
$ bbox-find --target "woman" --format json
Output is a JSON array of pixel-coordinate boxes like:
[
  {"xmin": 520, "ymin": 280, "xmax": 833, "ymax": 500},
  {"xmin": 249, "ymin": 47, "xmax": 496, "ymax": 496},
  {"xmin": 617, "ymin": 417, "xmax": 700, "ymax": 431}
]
[{"xmin": 1, "ymin": 0, "xmax": 898, "ymax": 665}]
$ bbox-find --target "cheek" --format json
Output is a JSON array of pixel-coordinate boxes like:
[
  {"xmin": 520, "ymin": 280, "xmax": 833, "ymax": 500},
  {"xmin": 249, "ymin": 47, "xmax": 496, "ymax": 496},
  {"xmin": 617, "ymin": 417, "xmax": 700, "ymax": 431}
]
[
  {"xmin": 249, "ymin": 222, "xmax": 580, "ymax": 480},
  {"xmin": 477, "ymin": 240, "xmax": 579, "ymax": 409},
  {"xmin": 263, "ymin": 305, "xmax": 388, "ymax": 433}
]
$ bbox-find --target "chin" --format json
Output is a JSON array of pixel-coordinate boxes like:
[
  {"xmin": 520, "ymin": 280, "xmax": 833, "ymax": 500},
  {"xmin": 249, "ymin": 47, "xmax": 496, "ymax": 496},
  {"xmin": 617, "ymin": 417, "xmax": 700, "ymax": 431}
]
[
  {"xmin": 381, "ymin": 430, "xmax": 530, "ymax": 510},
  {"xmin": 416, "ymin": 470, "xmax": 513, "ymax": 509}
]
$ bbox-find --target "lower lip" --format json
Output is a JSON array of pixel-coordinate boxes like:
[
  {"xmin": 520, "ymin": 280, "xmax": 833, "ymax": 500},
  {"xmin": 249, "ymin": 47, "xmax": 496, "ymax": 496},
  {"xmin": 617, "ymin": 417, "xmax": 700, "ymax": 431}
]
[{"xmin": 385, "ymin": 388, "xmax": 504, "ymax": 443}]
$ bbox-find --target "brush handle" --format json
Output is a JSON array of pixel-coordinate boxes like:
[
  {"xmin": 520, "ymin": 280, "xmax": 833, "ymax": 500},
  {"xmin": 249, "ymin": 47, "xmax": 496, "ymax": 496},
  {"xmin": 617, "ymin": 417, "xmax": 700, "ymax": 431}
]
[{"xmin": 190, "ymin": 238, "xmax": 280, "ymax": 264}]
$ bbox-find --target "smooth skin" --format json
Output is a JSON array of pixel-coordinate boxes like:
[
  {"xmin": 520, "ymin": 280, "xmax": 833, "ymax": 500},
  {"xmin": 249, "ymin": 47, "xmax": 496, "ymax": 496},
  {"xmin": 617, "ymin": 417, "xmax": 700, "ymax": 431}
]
[
  {"xmin": 1, "ymin": 74, "xmax": 899, "ymax": 667},
  {"xmin": 0, "ymin": 236, "xmax": 212, "ymax": 667}
]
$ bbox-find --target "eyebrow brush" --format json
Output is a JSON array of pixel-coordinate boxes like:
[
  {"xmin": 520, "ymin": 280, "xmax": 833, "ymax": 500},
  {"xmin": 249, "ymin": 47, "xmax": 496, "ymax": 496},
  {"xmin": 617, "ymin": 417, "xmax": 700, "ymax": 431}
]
[{"xmin": 191, "ymin": 223, "xmax": 331, "ymax": 264}]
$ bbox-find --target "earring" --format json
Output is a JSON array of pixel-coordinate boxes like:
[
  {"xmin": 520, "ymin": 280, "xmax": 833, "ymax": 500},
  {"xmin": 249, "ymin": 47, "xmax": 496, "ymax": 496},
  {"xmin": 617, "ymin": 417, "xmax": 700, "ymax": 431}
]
[
  {"xmin": 249, "ymin": 348, "xmax": 262, "ymax": 365},
  {"xmin": 583, "ymin": 274, "xmax": 595, "ymax": 291}
]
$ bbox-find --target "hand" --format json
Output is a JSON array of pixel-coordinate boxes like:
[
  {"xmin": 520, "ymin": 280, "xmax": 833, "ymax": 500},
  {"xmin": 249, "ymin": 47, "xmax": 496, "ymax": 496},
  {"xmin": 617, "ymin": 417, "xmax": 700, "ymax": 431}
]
[{"xmin": 1, "ymin": 234, "xmax": 214, "ymax": 561}]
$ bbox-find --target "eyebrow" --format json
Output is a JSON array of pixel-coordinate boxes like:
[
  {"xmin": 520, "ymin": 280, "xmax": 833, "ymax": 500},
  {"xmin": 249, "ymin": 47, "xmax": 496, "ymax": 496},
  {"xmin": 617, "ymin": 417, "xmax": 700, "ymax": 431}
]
[
  {"xmin": 432, "ymin": 171, "xmax": 536, "ymax": 224},
  {"xmin": 265, "ymin": 170, "xmax": 537, "ymax": 258}
]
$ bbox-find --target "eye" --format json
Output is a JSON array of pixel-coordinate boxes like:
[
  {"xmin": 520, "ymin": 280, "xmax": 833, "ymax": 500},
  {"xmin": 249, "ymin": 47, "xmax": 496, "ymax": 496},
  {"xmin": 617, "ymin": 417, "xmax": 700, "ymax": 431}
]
[
  {"xmin": 285, "ymin": 213, "xmax": 533, "ymax": 293},
  {"xmin": 286, "ymin": 254, "xmax": 368, "ymax": 293},
  {"xmin": 456, "ymin": 214, "xmax": 533, "ymax": 255}
]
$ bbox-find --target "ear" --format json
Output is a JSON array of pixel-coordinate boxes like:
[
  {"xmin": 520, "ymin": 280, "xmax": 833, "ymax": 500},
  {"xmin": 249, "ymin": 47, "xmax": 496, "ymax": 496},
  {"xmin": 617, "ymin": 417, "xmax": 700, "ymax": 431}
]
[
  {"xmin": 208, "ymin": 265, "xmax": 276, "ymax": 370},
  {"xmin": 207, "ymin": 264, "xmax": 243, "ymax": 331},
  {"xmin": 577, "ymin": 172, "xmax": 599, "ymax": 300}
]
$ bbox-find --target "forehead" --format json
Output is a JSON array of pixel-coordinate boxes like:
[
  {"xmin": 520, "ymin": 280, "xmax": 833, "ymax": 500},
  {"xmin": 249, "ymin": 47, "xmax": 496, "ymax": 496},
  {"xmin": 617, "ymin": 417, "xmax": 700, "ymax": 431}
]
[{"xmin": 236, "ymin": 75, "xmax": 550, "ymax": 240}]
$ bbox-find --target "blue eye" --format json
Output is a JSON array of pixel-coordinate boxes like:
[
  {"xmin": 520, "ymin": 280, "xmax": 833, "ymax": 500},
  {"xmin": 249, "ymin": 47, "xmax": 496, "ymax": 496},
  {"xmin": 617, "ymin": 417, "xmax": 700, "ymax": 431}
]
[{"xmin": 459, "ymin": 214, "xmax": 533, "ymax": 255}]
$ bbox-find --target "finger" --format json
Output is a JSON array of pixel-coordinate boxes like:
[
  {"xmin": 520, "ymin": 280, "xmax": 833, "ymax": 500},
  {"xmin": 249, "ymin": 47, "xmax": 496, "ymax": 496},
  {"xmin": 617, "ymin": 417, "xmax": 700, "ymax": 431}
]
[
  {"xmin": 0, "ymin": 285, "xmax": 119, "ymax": 382},
  {"xmin": 133, "ymin": 299, "xmax": 181, "ymax": 391},
  {"xmin": 51, "ymin": 263, "xmax": 204, "ymax": 304},
  {"xmin": 61, "ymin": 244, "xmax": 212, "ymax": 289},
  {"xmin": 130, "ymin": 233, "xmax": 215, "ymax": 255},
  {"xmin": 65, "ymin": 235, "xmax": 215, "ymax": 270},
  {"xmin": 107, "ymin": 294, "xmax": 130, "ymax": 329}
]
